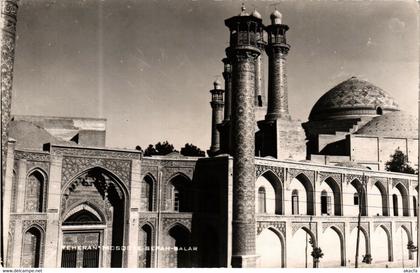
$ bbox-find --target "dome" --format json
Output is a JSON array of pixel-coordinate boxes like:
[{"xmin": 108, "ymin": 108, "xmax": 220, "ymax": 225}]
[
  {"xmin": 213, "ymin": 79, "xmax": 222, "ymax": 89},
  {"xmin": 309, "ymin": 76, "xmax": 399, "ymax": 121},
  {"xmin": 270, "ymin": 9, "xmax": 282, "ymax": 24},
  {"xmin": 251, "ymin": 9, "xmax": 262, "ymax": 19},
  {"xmin": 356, "ymin": 111, "xmax": 418, "ymax": 138}
]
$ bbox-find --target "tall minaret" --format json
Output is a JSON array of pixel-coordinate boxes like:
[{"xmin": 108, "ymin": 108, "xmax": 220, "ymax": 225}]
[
  {"xmin": 1, "ymin": 0, "xmax": 19, "ymax": 265},
  {"xmin": 225, "ymin": 5, "xmax": 264, "ymax": 268},
  {"xmin": 208, "ymin": 80, "xmax": 224, "ymax": 156},
  {"xmin": 265, "ymin": 9, "xmax": 290, "ymax": 120}
]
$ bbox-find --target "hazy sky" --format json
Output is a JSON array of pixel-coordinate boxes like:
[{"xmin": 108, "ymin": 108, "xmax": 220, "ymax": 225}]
[{"xmin": 11, "ymin": 0, "xmax": 418, "ymax": 151}]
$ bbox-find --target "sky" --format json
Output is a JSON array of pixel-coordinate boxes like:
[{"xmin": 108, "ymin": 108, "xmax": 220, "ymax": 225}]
[{"xmin": 11, "ymin": 0, "xmax": 418, "ymax": 151}]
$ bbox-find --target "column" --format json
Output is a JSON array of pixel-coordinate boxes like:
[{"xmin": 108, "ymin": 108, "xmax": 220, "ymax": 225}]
[
  {"xmin": 127, "ymin": 159, "xmax": 141, "ymax": 267},
  {"xmin": 1, "ymin": 0, "xmax": 19, "ymax": 182},
  {"xmin": 230, "ymin": 49, "xmax": 260, "ymax": 267},
  {"xmin": 44, "ymin": 155, "xmax": 63, "ymax": 267},
  {"xmin": 264, "ymin": 19, "xmax": 290, "ymax": 121},
  {"xmin": 209, "ymin": 84, "xmax": 224, "ymax": 155}
]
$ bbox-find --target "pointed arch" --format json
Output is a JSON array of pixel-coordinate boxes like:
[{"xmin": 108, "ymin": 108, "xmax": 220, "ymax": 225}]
[
  {"xmin": 63, "ymin": 203, "xmax": 105, "ymax": 225},
  {"xmin": 350, "ymin": 179, "xmax": 367, "ymax": 216},
  {"xmin": 168, "ymin": 223, "xmax": 192, "ymax": 267},
  {"xmin": 21, "ymin": 226, "xmax": 43, "ymax": 267},
  {"xmin": 259, "ymin": 170, "xmax": 284, "ymax": 215},
  {"xmin": 62, "ymin": 166, "xmax": 130, "ymax": 200},
  {"xmin": 139, "ymin": 223, "xmax": 153, "ymax": 268},
  {"xmin": 141, "ymin": 174, "xmax": 155, "ymax": 211},
  {"xmin": 396, "ymin": 224, "xmax": 413, "ymax": 260},
  {"xmin": 322, "ymin": 225, "xmax": 346, "ymax": 266},
  {"xmin": 61, "ymin": 166, "xmax": 129, "ymax": 268},
  {"xmin": 354, "ymin": 225, "xmax": 370, "ymax": 255},
  {"xmin": 379, "ymin": 225, "xmax": 392, "ymax": 262},
  {"xmin": 395, "ymin": 183, "xmax": 409, "ymax": 216},
  {"xmin": 25, "ymin": 168, "xmax": 47, "ymax": 212},
  {"xmin": 322, "ymin": 177, "xmax": 342, "ymax": 216},
  {"xmin": 169, "ymin": 174, "xmax": 192, "ymax": 212},
  {"xmin": 293, "ymin": 173, "xmax": 315, "ymax": 215},
  {"xmin": 256, "ymin": 227, "xmax": 286, "ymax": 268},
  {"xmin": 374, "ymin": 181, "xmax": 389, "ymax": 216}
]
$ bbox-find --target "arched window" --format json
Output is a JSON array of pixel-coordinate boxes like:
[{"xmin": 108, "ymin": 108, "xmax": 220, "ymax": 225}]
[
  {"xmin": 393, "ymin": 194, "xmax": 398, "ymax": 216},
  {"xmin": 376, "ymin": 107, "xmax": 383, "ymax": 115},
  {"xmin": 21, "ymin": 227, "xmax": 42, "ymax": 267},
  {"xmin": 321, "ymin": 190, "xmax": 331, "ymax": 215},
  {"xmin": 413, "ymin": 197, "xmax": 417, "ymax": 217},
  {"xmin": 258, "ymin": 187, "xmax": 266, "ymax": 213},
  {"xmin": 353, "ymin": 193, "xmax": 359, "ymax": 206},
  {"xmin": 292, "ymin": 190, "xmax": 299, "ymax": 215},
  {"xmin": 25, "ymin": 171, "xmax": 45, "ymax": 212},
  {"xmin": 170, "ymin": 175, "xmax": 191, "ymax": 212},
  {"xmin": 141, "ymin": 176, "xmax": 154, "ymax": 211}
]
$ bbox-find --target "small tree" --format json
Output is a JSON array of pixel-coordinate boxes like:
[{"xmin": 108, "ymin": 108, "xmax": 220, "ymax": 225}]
[
  {"xmin": 142, "ymin": 141, "xmax": 177, "ymax": 156},
  {"xmin": 385, "ymin": 149, "xmax": 416, "ymax": 174},
  {"xmin": 143, "ymin": 144, "xmax": 157, "ymax": 156},
  {"xmin": 180, "ymin": 143, "xmax": 205, "ymax": 157},
  {"xmin": 155, "ymin": 141, "xmax": 177, "ymax": 155}
]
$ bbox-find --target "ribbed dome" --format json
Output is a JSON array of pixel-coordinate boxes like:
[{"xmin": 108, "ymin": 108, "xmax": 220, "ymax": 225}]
[
  {"xmin": 251, "ymin": 9, "xmax": 262, "ymax": 19},
  {"xmin": 213, "ymin": 79, "xmax": 222, "ymax": 89},
  {"xmin": 270, "ymin": 9, "xmax": 282, "ymax": 24},
  {"xmin": 356, "ymin": 111, "xmax": 418, "ymax": 138},
  {"xmin": 309, "ymin": 77, "xmax": 399, "ymax": 121}
]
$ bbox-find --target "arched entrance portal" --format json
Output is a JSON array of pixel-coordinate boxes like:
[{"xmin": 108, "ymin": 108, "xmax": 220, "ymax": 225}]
[{"xmin": 61, "ymin": 167, "xmax": 128, "ymax": 268}]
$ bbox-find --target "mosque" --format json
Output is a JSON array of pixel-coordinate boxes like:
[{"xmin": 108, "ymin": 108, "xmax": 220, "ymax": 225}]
[{"xmin": 2, "ymin": 4, "xmax": 419, "ymax": 269}]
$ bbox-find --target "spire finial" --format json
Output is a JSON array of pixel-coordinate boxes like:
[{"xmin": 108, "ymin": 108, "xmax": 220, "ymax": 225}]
[{"xmin": 239, "ymin": 3, "xmax": 249, "ymax": 16}]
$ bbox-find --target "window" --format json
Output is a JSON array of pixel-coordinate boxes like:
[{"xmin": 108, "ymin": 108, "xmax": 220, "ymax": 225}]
[
  {"xmin": 258, "ymin": 187, "xmax": 266, "ymax": 213},
  {"xmin": 257, "ymin": 95, "xmax": 263, "ymax": 107},
  {"xmin": 413, "ymin": 197, "xmax": 417, "ymax": 217},
  {"xmin": 61, "ymin": 249, "xmax": 77, "ymax": 268},
  {"xmin": 292, "ymin": 190, "xmax": 299, "ymax": 215},
  {"xmin": 321, "ymin": 190, "xmax": 331, "ymax": 215},
  {"xmin": 174, "ymin": 188, "xmax": 180, "ymax": 212},
  {"xmin": 393, "ymin": 194, "xmax": 398, "ymax": 216},
  {"xmin": 82, "ymin": 249, "xmax": 99, "ymax": 267},
  {"xmin": 141, "ymin": 177, "xmax": 153, "ymax": 211},
  {"xmin": 353, "ymin": 193, "xmax": 359, "ymax": 206}
]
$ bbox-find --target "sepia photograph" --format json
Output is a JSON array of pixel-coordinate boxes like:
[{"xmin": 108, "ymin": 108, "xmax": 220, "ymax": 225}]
[{"xmin": 1, "ymin": 0, "xmax": 419, "ymax": 269}]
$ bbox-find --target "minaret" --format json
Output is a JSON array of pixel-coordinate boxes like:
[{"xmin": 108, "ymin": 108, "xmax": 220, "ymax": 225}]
[
  {"xmin": 225, "ymin": 5, "xmax": 264, "ymax": 267},
  {"xmin": 1, "ymin": 0, "xmax": 19, "ymax": 265},
  {"xmin": 265, "ymin": 9, "xmax": 290, "ymax": 120},
  {"xmin": 255, "ymin": 10, "xmax": 306, "ymax": 160},
  {"xmin": 208, "ymin": 80, "xmax": 224, "ymax": 156}
]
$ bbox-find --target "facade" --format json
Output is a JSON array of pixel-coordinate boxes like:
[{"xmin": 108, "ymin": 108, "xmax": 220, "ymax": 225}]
[{"xmin": 2, "ymin": 4, "xmax": 419, "ymax": 269}]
